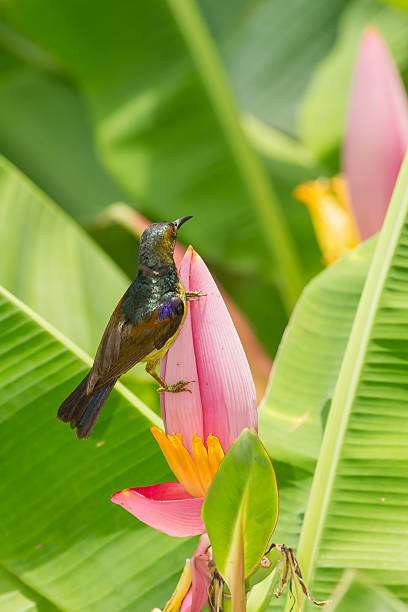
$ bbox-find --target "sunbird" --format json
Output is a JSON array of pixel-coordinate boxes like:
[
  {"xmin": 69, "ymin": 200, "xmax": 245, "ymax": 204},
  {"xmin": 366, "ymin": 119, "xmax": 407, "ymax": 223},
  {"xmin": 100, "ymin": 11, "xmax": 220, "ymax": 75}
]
[{"xmin": 57, "ymin": 216, "xmax": 200, "ymax": 439}]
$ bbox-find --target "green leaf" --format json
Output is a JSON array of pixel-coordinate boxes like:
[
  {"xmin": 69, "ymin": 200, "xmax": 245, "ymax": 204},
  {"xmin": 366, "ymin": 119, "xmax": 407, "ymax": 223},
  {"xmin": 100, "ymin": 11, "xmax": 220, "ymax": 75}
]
[
  {"xmin": 291, "ymin": 152, "xmax": 408, "ymax": 607},
  {"xmin": 246, "ymin": 569, "xmax": 278, "ymax": 612},
  {"xmin": 0, "ymin": 47, "xmax": 125, "ymax": 224},
  {"xmin": 258, "ymin": 155, "xmax": 408, "ymax": 608},
  {"xmin": 200, "ymin": 0, "xmax": 347, "ymax": 137},
  {"xmin": 260, "ymin": 238, "xmax": 375, "ymax": 470},
  {"xmin": 330, "ymin": 570, "xmax": 408, "ymax": 612},
  {"xmin": 0, "ymin": 585, "xmax": 37, "ymax": 612},
  {"xmin": 245, "ymin": 547, "xmax": 282, "ymax": 593},
  {"xmin": 242, "ymin": 114, "xmax": 324, "ymax": 284},
  {"xmin": 258, "ymin": 240, "xmax": 374, "ymax": 610},
  {"xmin": 0, "ymin": 568, "xmax": 58, "ymax": 612},
  {"xmin": 0, "ymin": 283, "xmax": 196, "ymax": 611},
  {"xmin": 202, "ymin": 429, "xmax": 278, "ymax": 598},
  {"xmin": 0, "ymin": 153, "xmax": 128, "ymax": 355}
]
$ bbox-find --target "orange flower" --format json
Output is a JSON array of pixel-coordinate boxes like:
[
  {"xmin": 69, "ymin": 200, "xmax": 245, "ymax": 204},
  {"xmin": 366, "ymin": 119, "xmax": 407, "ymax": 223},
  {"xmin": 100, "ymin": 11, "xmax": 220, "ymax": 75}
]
[{"xmin": 294, "ymin": 176, "xmax": 360, "ymax": 265}]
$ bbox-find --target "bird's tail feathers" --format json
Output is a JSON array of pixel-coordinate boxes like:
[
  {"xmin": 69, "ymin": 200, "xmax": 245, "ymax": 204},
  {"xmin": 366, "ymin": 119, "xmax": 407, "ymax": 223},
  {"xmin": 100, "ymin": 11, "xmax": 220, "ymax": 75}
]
[{"xmin": 57, "ymin": 374, "xmax": 116, "ymax": 439}]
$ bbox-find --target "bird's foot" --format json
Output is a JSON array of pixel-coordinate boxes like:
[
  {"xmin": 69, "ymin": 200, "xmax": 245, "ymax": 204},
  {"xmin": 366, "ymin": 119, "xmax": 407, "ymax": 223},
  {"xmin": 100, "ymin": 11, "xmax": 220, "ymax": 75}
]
[
  {"xmin": 157, "ymin": 379, "xmax": 194, "ymax": 394},
  {"xmin": 186, "ymin": 290, "xmax": 206, "ymax": 302}
]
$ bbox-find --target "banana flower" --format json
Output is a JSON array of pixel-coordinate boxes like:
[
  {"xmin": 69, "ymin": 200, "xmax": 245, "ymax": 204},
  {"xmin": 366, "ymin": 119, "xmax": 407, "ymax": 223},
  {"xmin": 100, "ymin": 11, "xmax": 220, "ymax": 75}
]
[{"xmin": 296, "ymin": 27, "xmax": 408, "ymax": 262}]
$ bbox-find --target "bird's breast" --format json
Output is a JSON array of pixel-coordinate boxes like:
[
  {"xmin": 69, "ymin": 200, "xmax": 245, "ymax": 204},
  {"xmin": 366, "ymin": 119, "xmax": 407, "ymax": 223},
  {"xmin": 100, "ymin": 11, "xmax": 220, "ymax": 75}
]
[{"xmin": 143, "ymin": 284, "xmax": 187, "ymax": 363}]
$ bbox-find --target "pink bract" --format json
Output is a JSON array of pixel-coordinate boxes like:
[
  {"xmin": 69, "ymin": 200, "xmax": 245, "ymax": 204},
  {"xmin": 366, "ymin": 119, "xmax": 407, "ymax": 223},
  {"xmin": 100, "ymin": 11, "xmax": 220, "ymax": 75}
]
[
  {"xmin": 111, "ymin": 482, "xmax": 205, "ymax": 537},
  {"xmin": 161, "ymin": 247, "xmax": 258, "ymax": 454},
  {"xmin": 344, "ymin": 27, "xmax": 408, "ymax": 239},
  {"xmin": 180, "ymin": 534, "xmax": 212, "ymax": 612}
]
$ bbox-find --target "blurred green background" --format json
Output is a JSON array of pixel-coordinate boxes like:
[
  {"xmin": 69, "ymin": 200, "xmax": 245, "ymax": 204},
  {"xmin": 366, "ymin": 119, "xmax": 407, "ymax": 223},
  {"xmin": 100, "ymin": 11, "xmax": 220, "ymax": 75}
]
[
  {"xmin": 1, "ymin": 0, "xmax": 408, "ymax": 610},
  {"xmin": 3, "ymin": 0, "xmax": 408, "ymax": 361}
]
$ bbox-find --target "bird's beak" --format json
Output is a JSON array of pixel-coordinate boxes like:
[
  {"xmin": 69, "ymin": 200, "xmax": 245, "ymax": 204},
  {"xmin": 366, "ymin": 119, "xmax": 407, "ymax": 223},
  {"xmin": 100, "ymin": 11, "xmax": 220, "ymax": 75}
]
[{"xmin": 173, "ymin": 216, "xmax": 193, "ymax": 229}]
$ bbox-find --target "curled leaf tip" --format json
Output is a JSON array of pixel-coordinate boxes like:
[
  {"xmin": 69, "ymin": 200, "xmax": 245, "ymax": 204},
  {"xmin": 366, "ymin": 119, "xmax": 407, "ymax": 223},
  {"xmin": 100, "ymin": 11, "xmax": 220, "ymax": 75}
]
[{"xmin": 267, "ymin": 544, "xmax": 330, "ymax": 609}]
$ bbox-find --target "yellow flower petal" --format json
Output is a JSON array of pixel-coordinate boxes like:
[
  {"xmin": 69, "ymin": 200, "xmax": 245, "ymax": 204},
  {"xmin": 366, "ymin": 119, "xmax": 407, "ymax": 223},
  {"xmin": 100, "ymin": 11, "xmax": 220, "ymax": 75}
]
[
  {"xmin": 294, "ymin": 175, "xmax": 361, "ymax": 265},
  {"xmin": 207, "ymin": 434, "xmax": 225, "ymax": 478},
  {"xmin": 151, "ymin": 426, "xmax": 224, "ymax": 498},
  {"xmin": 163, "ymin": 559, "xmax": 192, "ymax": 612}
]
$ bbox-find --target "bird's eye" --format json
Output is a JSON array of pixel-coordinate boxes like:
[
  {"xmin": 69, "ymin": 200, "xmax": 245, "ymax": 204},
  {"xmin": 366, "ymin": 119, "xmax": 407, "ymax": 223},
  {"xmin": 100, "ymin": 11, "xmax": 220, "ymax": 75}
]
[{"xmin": 170, "ymin": 225, "xmax": 176, "ymax": 235}]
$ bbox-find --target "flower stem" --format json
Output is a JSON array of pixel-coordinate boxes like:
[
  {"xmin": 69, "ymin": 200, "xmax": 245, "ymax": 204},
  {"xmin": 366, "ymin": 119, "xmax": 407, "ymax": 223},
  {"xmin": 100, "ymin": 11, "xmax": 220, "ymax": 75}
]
[
  {"xmin": 228, "ymin": 510, "xmax": 246, "ymax": 612},
  {"xmin": 230, "ymin": 546, "xmax": 246, "ymax": 612}
]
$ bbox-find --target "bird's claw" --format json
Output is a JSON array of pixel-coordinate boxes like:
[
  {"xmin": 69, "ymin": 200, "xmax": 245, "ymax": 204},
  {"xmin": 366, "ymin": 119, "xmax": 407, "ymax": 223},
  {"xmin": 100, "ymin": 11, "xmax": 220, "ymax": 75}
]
[
  {"xmin": 157, "ymin": 380, "xmax": 195, "ymax": 394},
  {"xmin": 186, "ymin": 290, "xmax": 206, "ymax": 302}
]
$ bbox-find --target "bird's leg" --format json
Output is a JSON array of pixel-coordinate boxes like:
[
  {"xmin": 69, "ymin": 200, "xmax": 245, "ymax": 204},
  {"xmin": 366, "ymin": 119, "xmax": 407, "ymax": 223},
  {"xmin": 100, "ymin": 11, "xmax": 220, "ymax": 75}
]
[
  {"xmin": 145, "ymin": 361, "xmax": 166, "ymax": 387},
  {"xmin": 145, "ymin": 361, "xmax": 194, "ymax": 394},
  {"xmin": 186, "ymin": 290, "xmax": 206, "ymax": 302}
]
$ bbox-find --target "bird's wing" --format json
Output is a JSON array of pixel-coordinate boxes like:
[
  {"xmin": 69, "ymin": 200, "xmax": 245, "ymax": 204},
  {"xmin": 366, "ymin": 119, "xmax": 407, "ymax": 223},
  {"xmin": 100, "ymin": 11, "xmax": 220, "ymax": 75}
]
[{"xmin": 87, "ymin": 295, "xmax": 185, "ymax": 392}]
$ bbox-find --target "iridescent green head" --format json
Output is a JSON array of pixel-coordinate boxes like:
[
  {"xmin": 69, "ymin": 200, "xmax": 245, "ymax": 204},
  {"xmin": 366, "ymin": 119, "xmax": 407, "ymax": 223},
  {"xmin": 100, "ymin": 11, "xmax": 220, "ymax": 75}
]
[{"xmin": 139, "ymin": 216, "xmax": 192, "ymax": 267}]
